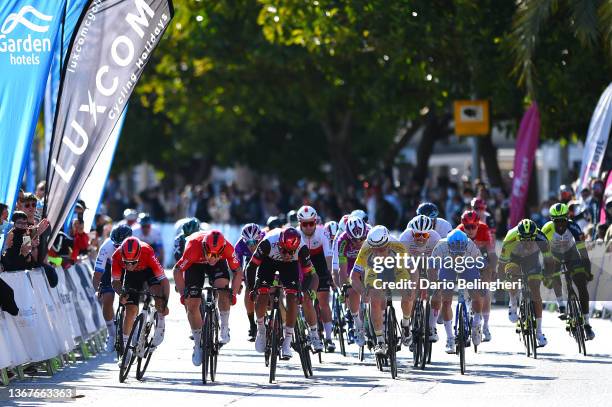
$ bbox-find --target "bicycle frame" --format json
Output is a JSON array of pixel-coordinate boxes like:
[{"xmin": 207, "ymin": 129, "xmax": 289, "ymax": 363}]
[{"xmin": 559, "ymin": 259, "xmax": 587, "ymax": 356}]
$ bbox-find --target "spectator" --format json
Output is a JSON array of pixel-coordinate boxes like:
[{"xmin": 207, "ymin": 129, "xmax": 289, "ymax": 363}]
[
  {"xmin": 2, "ymin": 211, "xmax": 37, "ymax": 271},
  {"xmin": 35, "ymin": 181, "xmax": 46, "ymax": 200},
  {"xmin": 0, "ymin": 203, "xmax": 10, "ymax": 251},
  {"xmin": 71, "ymin": 218, "xmax": 90, "ymax": 261}
]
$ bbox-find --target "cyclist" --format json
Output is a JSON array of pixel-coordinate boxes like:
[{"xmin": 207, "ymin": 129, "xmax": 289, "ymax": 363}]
[
  {"xmin": 471, "ymin": 198, "xmax": 496, "ymax": 243},
  {"xmin": 174, "ymin": 230, "xmax": 243, "ymax": 365},
  {"xmin": 331, "ymin": 214, "xmax": 351, "ymax": 284},
  {"xmin": 559, "ymin": 185, "xmax": 575, "ymax": 205},
  {"xmin": 417, "ymin": 202, "xmax": 452, "ymax": 238},
  {"xmin": 287, "ymin": 210, "xmax": 299, "ymax": 228},
  {"xmin": 352, "ymin": 226, "xmax": 415, "ymax": 356},
  {"xmin": 337, "ymin": 216, "xmax": 368, "ymax": 346},
  {"xmin": 93, "ymin": 224, "xmax": 132, "ymax": 351},
  {"xmin": 399, "ymin": 215, "xmax": 441, "ymax": 344},
  {"xmin": 297, "ymin": 205, "xmax": 335, "ymax": 351},
  {"xmin": 324, "ymin": 220, "xmax": 339, "ymax": 244},
  {"xmin": 265, "ymin": 216, "xmax": 283, "ymax": 232},
  {"xmin": 247, "ymin": 227, "xmax": 318, "ymax": 360},
  {"xmin": 235, "ymin": 223, "xmax": 265, "ymax": 341},
  {"xmin": 498, "ymin": 219, "xmax": 554, "ymax": 347},
  {"xmin": 457, "ymin": 210, "xmax": 497, "ymax": 342},
  {"xmin": 541, "ymin": 203, "xmax": 595, "ymax": 340},
  {"xmin": 133, "ymin": 213, "xmax": 164, "ymax": 265},
  {"xmin": 117, "ymin": 208, "xmax": 138, "ymax": 228},
  {"xmin": 431, "ymin": 229, "xmax": 485, "ymax": 353},
  {"xmin": 173, "ymin": 218, "xmax": 201, "ymax": 262},
  {"xmin": 351, "ymin": 209, "xmax": 369, "ymax": 223},
  {"xmin": 111, "ymin": 237, "xmax": 170, "ymax": 360}
]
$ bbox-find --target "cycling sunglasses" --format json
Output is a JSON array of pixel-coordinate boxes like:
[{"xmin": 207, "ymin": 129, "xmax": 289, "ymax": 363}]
[
  {"xmin": 413, "ymin": 231, "xmax": 430, "ymax": 239},
  {"xmin": 300, "ymin": 221, "xmax": 316, "ymax": 227},
  {"xmin": 280, "ymin": 247, "xmax": 296, "ymax": 256},
  {"xmin": 205, "ymin": 251, "xmax": 222, "ymax": 260},
  {"xmin": 246, "ymin": 239, "xmax": 259, "ymax": 246},
  {"xmin": 123, "ymin": 259, "xmax": 139, "ymax": 266},
  {"xmin": 464, "ymin": 224, "xmax": 478, "ymax": 230}
]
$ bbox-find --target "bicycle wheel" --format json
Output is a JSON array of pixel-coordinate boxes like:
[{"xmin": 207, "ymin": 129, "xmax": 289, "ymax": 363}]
[
  {"xmin": 387, "ymin": 307, "xmax": 398, "ymax": 379},
  {"xmin": 568, "ymin": 295, "xmax": 587, "ymax": 356},
  {"xmin": 519, "ymin": 299, "xmax": 531, "ymax": 357},
  {"xmin": 527, "ymin": 300, "xmax": 537, "ymax": 359},
  {"xmin": 136, "ymin": 312, "xmax": 158, "ymax": 380},
  {"xmin": 114, "ymin": 305, "xmax": 125, "ymax": 361},
  {"xmin": 210, "ymin": 309, "xmax": 219, "ymax": 382},
  {"xmin": 411, "ymin": 300, "xmax": 423, "ymax": 368},
  {"xmin": 421, "ymin": 300, "xmax": 431, "ymax": 370},
  {"xmin": 201, "ymin": 309, "xmax": 211, "ymax": 384},
  {"xmin": 120, "ymin": 313, "xmax": 143, "ymax": 383},
  {"xmin": 269, "ymin": 308, "xmax": 281, "ymax": 383},
  {"xmin": 457, "ymin": 303, "xmax": 466, "ymax": 375}
]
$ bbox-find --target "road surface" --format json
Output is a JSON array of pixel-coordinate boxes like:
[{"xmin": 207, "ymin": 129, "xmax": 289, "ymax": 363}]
[{"xmin": 5, "ymin": 285, "xmax": 612, "ymax": 406}]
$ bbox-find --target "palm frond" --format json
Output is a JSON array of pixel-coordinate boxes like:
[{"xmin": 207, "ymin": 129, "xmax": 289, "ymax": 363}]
[
  {"xmin": 599, "ymin": 0, "xmax": 612, "ymax": 61},
  {"xmin": 570, "ymin": 0, "xmax": 599, "ymax": 46}
]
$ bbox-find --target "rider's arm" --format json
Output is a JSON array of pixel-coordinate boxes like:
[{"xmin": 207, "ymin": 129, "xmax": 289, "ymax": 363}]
[
  {"xmin": 223, "ymin": 243, "xmax": 243, "ymax": 296},
  {"xmin": 110, "ymin": 250, "xmax": 124, "ymax": 294},
  {"xmin": 245, "ymin": 239, "xmax": 271, "ymax": 275}
]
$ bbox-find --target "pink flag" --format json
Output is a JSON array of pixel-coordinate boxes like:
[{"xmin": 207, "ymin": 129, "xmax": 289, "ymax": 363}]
[
  {"xmin": 600, "ymin": 171, "xmax": 612, "ymax": 223},
  {"xmin": 509, "ymin": 103, "xmax": 541, "ymax": 228}
]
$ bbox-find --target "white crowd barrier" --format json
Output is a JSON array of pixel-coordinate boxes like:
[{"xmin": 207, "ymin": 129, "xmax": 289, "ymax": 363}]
[{"xmin": 0, "ymin": 261, "xmax": 105, "ymax": 372}]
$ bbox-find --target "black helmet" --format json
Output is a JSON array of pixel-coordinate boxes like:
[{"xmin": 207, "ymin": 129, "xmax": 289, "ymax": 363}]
[
  {"xmin": 266, "ymin": 216, "xmax": 283, "ymax": 229},
  {"xmin": 111, "ymin": 224, "xmax": 133, "ymax": 246}
]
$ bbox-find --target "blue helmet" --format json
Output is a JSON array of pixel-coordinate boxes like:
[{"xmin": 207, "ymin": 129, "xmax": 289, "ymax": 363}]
[
  {"xmin": 447, "ymin": 229, "xmax": 469, "ymax": 254},
  {"xmin": 182, "ymin": 217, "xmax": 201, "ymax": 236},
  {"xmin": 138, "ymin": 213, "xmax": 153, "ymax": 226},
  {"xmin": 111, "ymin": 224, "xmax": 133, "ymax": 247},
  {"xmin": 417, "ymin": 202, "xmax": 439, "ymax": 219}
]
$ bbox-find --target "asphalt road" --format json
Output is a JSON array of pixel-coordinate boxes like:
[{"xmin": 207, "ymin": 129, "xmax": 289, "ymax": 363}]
[{"xmin": 6, "ymin": 285, "xmax": 612, "ymax": 407}]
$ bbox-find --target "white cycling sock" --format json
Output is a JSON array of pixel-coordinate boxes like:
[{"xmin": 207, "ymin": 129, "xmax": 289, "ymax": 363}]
[
  {"xmin": 324, "ymin": 322, "xmax": 333, "ymax": 340},
  {"xmin": 106, "ymin": 320, "xmax": 116, "ymax": 338},
  {"xmin": 430, "ymin": 309, "xmax": 437, "ymax": 330},
  {"xmin": 473, "ymin": 313, "xmax": 482, "ymax": 327},
  {"xmin": 220, "ymin": 310, "xmax": 230, "ymax": 330},
  {"xmin": 483, "ymin": 313, "xmax": 490, "ymax": 329},
  {"xmin": 509, "ymin": 293, "xmax": 518, "ymax": 309},
  {"xmin": 444, "ymin": 320, "xmax": 453, "ymax": 339},
  {"xmin": 352, "ymin": 313, "xmax": 363, "ymax": 330},
  {"xmin": 192, "ymin": 329, "xmax": 202, "ymax": 344},
  {"xmin": 401, "ymin": 317, "xmax": 410, "ymax": 327},
  {"xmin": 583, "ymin": 314, "xmax": 590, "ymax": 325},
  {"xmin": 284, "ymin": 326, "xmax": 294, "ymax": 340},
  {"xmin": 123, "ymin": 334, "xmax": 128, "ymax": 347},
  {"xmin": 536, "ymin": 318, "xmax": 543, "ymax": 335},
  {"xmin": 157, "ymin": 314, "xmax": 165, "ymax": 329}
]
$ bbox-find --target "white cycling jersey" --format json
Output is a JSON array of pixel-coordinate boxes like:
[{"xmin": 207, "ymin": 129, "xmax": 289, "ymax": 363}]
[
  {"xmin": 94, "ymin": 238, "xmax": 116, "ymax": 274},
  {"xmin": 257, "ymin": 228, "xmax": 309, "ymax": 262},
  {"xmin": 299, "ymin": 225, "xmax": 331, "ymax": 258},
  {"xmin": 331, "ymin": 233, "xmax": 341, "ymax": 272},
  {"xmin": 399, "ymin": 228, "xmax": 441, "ymax": 257},
  {"xmin": 432, "ymin": 218, "xmax": 453, "ymax": 238},
  {"xmin": 430, "ymin": 238, "xmax": 482, "ymax": 271},
  {"xmin": 133, "ymin": 225, "xmax": 163, "ymax": 248}
]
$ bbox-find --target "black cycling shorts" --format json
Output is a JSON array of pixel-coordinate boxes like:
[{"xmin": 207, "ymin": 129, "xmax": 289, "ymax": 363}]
[
  {"xmin": 184, "ymin": 262, "xmax": 231, "ymax": 298},
  {"xmin": 122, "ymin": 268, "xmax": 162, "ymax": 305},
  {"xmin": 255, "ymin": 257, "xmax": 300, "ymax": 293},
  {"xmin": 312, "ymin": 252, "xmax": 331, "ymax": 292}
]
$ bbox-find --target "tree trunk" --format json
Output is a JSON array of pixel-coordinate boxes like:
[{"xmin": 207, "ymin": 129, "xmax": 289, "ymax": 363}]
[
  {"xmin": 412, "ymin": 112, "xmax": 451, "ymax": 185},
  {"xmin": 479, "ymin": 135, "xmax": 506, "ymax": 193},
  {"xmin": 382, "ymin": 118, "xmax": 424, "ymax": 174},
  {"xmin": 322, "ymin": 112, "xmax": 354, "ymax": 193}
]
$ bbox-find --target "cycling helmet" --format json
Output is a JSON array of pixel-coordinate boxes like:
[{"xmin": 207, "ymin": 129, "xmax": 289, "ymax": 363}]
[
  {"xmin": 241, "ymin": 223, "xmax": 262, "ymax": 242},
  {"xmin": 121, "ymin": 237, "xmax": 141, "ymax": 262},
  {"xmin": 266, "ymin": 216, "xmax": 283, "ymax": 229},
  {"xmin": 123, "ymin": 208, "xmax": 138, "ymax": 221},
  {"xmin": 110, "ymin": 224, "xmax": 133, "ymax": 247},
  {"xmin": 471, "ymin": 197, "xmax": 487, "ymax": 211},
  {"xmin": 559, "ymin": 184, "xmax": 574, "ymax": 201},
  {"xmin": 297, "ymin": 205, "xmax": 317, "ymax": 223},
  {"xmin": 338, "ymin": 214, "xmax": 350, "ymax": 232},
  {"xmin": 408, "ymin": 215, "xmax": 433, "ymax": 232},
  {"xmin": 517, "ymin": 219, "xmax": 538, "ymax": 240},
  {"xmin": 324, "ymin": 221, "xmax": 339, "ymax": 239},
  {"xmin": 549, "ymin": 203, "xmax": 569, "ymax": 220},
  {"xmin": 416, "ymin": 202, "xmax": 439, "ymax": 219},
  {"xmin": 203, "ymin": 230, "xmax": 226, "ymax": 255},
  {"xmin": 447, "ymin": 229, "xmax": 469, "ymax": 254},
  {"xmin": 346, "ymin": 216, "xmax": 367, "ymax": 240},
  {"xmin": 367, "ymin": 225, "xmax": 390, "ymax": 248},
  {"xmin": 461, "ymin": 210, "xmax": 480, "ymax": 226},
  {"xmin": 138, "ymin": 213, "xmax": 153, "ymax": 226},
  {"xmin": 350, "ymin": 209, "xmax": 369, "ymax": 223},
  {"xmin": 287, "ymin": 210, "xmax": 298, "ymax": 227},
  {"xmin": 279, "ymin": 227, "xmax": 301, "ymax": 251},
  {"xmin": 182, "ymin": 217, "xmax": 201, "ymax": 236}
]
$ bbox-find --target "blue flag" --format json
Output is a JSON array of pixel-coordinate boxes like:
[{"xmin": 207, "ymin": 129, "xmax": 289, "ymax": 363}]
[{"xmin": 0, "ymin": 0, "xmax": 67, "ymax": 211}]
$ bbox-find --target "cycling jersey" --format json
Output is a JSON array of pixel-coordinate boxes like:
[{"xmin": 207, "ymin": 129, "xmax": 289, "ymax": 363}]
[
  {"xmin": 299, "ymin": 225, "xmax": 331, "ymax": 257},
  {"xmin": 332, "ymin": 224, "xmax": 370, "ymax": 272},
  {"xmin": 94, "ymin": 238, "xmax": 116, "ymax": 274},
  {"xmin": 353, "ymin": 236, "xmax": 412, "ymax": 288},
  {"xmin": 175, "ymin": 231, "xmax": 241, "ymax": 275},
  {"xmin": 457, "ymin": 222, "xmax": 495, "ymax": 255},
  {"xmin": 111, "ymin": 241, "xmax": 166, "ymax": 282},
  {"xmin": 173, "ymin": 233, "xmax": 187, "ymax": 262},
  {"xmin": 429, "ymin": 238, "xmax": 482, "ymax": 270},
  {"xmin": 499, "ymin": 227, "xmax": 552, "ymax": 263},
  {"xmin": 541, "ymin": 220, "xmax": 586, "ymax": 254},
  {"xmin": 247, "ymin": 228, "xmax": 314, "ymax": 273},
  {"xmin": 336, "ymin": 231, "xmax": 364, "ymax": 273},
  {"xmin": 234, "ymin": 238, "xmax": 257, "ymax": 268},
  {"xmin": 432, "ymin": 218, "xmax": 453, "ymax": 238},
  {"xmin": 398, "ymin": 228, "xmax": 441, "ymax": 257},
  {"xmin": 478, "ymin": 211, "xmax": 497, "ymax": 242}
]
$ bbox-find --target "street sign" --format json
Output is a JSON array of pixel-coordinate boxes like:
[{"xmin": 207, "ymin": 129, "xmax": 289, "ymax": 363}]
[{"xmin": 454, "ymin": 100, "xmax": 490, "ymax": 136}]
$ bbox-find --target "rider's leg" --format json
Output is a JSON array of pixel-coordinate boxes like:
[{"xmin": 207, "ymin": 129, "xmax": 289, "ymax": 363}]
[
  {"xmin": 370, "ymin": 292, "xmax": 385, "ymax": 343},
  {"xmin": 528, "ymin": 278, "xmax": 544, "ymax": 334},
  {"xmin": 441, "ymin": 290, "xmax": 454, "ymax": 341},
  {"xmin": 318, "ymin": 290, "xmax": 333, "ymax": 340}
]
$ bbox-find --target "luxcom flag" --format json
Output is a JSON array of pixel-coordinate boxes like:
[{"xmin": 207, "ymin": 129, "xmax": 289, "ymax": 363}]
[
  {"xmin": 0, "ymin": 0, "xmax": 67, "ymax": 211},
  {"xmin": 45, "ymin": 0, "xmax": 173, "ymax": 244}
]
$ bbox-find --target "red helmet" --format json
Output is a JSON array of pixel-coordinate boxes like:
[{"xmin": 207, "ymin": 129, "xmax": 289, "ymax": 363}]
[
  {"xmin": 203, "ymin": 230, "xmax": 226, "ymax": 256},
  {"xmin": 461, "ymin": 210, "xmax": 480, "ymax": 226},
  {"xmin": 279, "ymin": 227, "xmax": 301, "ymax": 252},
  {"xmin": 471, "ymin": 197, "xmax": 487, "ymax": 211},
  {"xmin": 121, "ymin": 237, "xmax": 141, "ymax": 262}
]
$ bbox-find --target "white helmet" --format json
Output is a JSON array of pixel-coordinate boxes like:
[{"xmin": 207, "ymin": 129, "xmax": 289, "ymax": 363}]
[
  {"xmin": 324, "ymin": 221, "xmax": 339, "ymax": 239},
  {"xmin": 297, "ymin": 205, "xmax": 317, "ymax": 222},
  {"xmin": 123, "ymin": 208, "xmax": 138, "ymax": 221},
  {"xmin": 346, "ymin": 216, "xmax": 367, "ymax": 240},
  {"xmin": 367, "ymin": 225, "xmax": 389, "ymax": 248},
  {"xmin": 338, "ymin": 214, "xmax": 350, "ymax": 232},
  {"xmin": 408, "ymin": 215, "xmax": 433, "ymax": 232},
  {"xmin": 351, "ymin": 209, "xmax": 368, "ymax": 223}
]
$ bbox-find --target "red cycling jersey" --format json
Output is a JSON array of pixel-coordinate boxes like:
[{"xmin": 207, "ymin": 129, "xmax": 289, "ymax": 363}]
[
  {"xmin": 457, "ymin": 222, "xmax": 494, "ymax": 253},
  {"xmin": 111, "ymin": 241, "xmax": 165, "ymax": 281},
  {"xmin": 174, "ymin": 231, "xmax": 241, "ymax": 275}
]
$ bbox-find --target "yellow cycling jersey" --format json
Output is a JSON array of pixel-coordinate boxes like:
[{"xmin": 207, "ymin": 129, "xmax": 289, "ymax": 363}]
[
  {"xmin": 499, "ymin": 226, "xmax": 552, "ymax": 263},
  {"xmin": 353, "ymin": 238, "xmax": 413, "ymax": 288}
]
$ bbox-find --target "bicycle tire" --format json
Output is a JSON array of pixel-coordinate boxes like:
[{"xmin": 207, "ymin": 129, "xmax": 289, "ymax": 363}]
[
  {"xmin": 519, "ymin": 299, "xmax": 531, "ymax": 357},
  {"xmin": 528, "ymin": 300, "xmax": 537, "ymax": 359},
  {"xmin": 210, "ymin": 309, "xmax": 219, "ymax": 382},
  {"xmin": 120, "ymin": 313, "xmax": 143, "ymax": 383},
  {"xmin": 294, "ymin": 321, "xmax": 309, "ymax": 378},
  {"xmin": 114, "ymin": 305, "xmax": 125, "ymax": 361},
  {"xmin": 387, "ymin": 307, "xmax": 398, "ymax": 379},
  {"xmin": 458, "ymin": 303, "xmax": 466, "ymax": 375},
  {"xmin": 411, "ymin": 300, "xmax": 423, "ymax": 368},
  {"xmin": 201, "ymin": 309, "xmax": 211, "ymax": 384},
  {"xmin": 568, "ymin": 295, "xmax": 587, "ymax": 356},
  {"xmin": 269, "ymin": 307, "xmax": 281, "ymax": 383},
  {"xmin": 136, "ymin": 312, "xmax": 158, "ymax": 380},
  {"xmin": 421, "ymin": 300, "xmax": 431, "ymax": 370}
]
